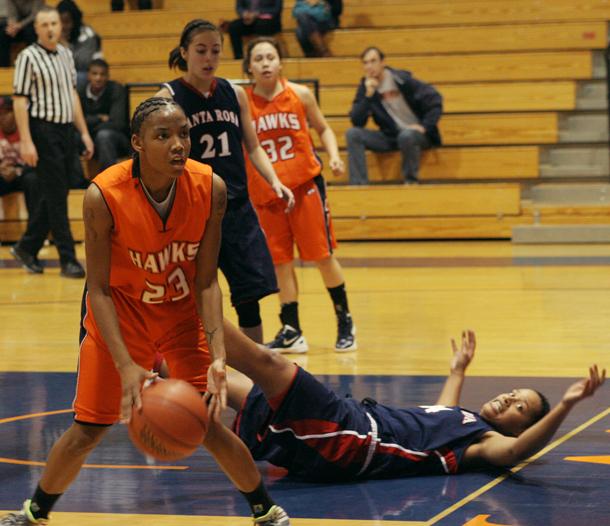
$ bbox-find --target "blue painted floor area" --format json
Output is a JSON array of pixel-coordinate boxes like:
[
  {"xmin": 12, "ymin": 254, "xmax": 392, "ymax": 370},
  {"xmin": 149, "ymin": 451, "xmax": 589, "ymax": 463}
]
[{"xmin": 0, "ymin": 373, "xmax": 608, "ymax": 524}]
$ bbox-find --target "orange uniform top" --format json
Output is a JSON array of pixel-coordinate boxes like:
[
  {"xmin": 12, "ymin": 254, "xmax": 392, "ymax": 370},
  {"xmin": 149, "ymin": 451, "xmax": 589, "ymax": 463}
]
[
  {"xmin": 245, "ymin": 81, "xmax": 322, "ymax": 207},
  {"xmin": 92, "ymin": 158, "xmax": 213, "ymax": 322}
]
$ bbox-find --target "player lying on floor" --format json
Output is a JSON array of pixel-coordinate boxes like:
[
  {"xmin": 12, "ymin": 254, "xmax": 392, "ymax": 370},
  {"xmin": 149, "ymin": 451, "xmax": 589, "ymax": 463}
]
[{"xmin": 220, "ymin": 321, "xmax": 605, "ymax": 481}]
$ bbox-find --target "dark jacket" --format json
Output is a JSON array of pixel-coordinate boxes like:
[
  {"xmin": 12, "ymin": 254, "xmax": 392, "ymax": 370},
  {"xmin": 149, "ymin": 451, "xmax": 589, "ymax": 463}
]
[
  {"xmin": 236, "ymin": 0, "xmax": 282, "ymax": 19},
  {"xmin": 349, "ymin": 67, "xmax": 442, "ymax": 146},
  {"xmin": 78, "ymin": 80, "xmax": 128, "ymax": 136}
]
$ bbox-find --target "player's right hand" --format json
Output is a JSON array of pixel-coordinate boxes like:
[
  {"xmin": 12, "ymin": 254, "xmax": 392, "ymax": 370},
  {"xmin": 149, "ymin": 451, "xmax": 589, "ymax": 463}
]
[
  {"xmin": 562, "ymin": 365, "xmax": 606, "ymax": 407},
  {"xmin": 450, "ymin": 330, "xmax": 476, "ymax": 374},
  {"xmin": 118, "ymin": 362, "xmax": 157, "ymax": 423}
]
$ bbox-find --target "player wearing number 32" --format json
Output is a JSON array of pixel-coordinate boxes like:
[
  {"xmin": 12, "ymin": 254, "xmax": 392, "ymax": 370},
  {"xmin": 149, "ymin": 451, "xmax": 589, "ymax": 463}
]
[
  {"xmin": 156, "ymin": 20, "xmax": 295, "ymax": 346},
  {"xmin": 244, "ymin": 37, "xmax": 356, "ymax": 353}
]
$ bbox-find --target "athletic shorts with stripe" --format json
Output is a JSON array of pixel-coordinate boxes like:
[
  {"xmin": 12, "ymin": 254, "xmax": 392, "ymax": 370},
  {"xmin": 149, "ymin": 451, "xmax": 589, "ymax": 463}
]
[
  {"xmin": 233, "ymin": 367, "xmax": 374, "ymax": 482},
  {"xmin": 255, "ymin": 175, "xmax": 337, "ymax": 265},
  {"xmin": 74, "ymin": 290, "xmax": 210, "ymax": 425}
]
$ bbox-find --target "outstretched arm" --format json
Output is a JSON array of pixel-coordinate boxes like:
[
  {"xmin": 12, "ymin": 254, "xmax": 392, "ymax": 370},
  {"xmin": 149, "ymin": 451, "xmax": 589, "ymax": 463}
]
[
  {"xmin": 468, "ymin": 365, "xmax": 606, "ymax": 467},
  {"xmin": 436, "ymin": 330, "xmax": 476, "ymax": 406}
]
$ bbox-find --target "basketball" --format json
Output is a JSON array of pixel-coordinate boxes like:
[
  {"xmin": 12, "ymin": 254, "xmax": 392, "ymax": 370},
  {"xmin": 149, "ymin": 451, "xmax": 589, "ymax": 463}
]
[{"xmin": 128, "ymin": 379, "xmax": 208, "ymax": 461}]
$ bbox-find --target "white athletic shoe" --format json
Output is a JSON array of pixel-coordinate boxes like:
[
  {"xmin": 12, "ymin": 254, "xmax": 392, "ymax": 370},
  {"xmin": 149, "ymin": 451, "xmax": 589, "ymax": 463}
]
[
  {"xmin": 253, "ymin": 505, "xmax": 290, "ymax": 525},
  {"xmin": 264, "ymin": 325, "xmax": 309, "ymax": 354}
]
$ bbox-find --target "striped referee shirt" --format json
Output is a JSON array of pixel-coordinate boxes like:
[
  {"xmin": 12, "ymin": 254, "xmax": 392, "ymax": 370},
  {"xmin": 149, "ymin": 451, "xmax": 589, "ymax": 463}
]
[{"xmin": 13, "ymin": 43, "xmax": 77, "ymax": 124}]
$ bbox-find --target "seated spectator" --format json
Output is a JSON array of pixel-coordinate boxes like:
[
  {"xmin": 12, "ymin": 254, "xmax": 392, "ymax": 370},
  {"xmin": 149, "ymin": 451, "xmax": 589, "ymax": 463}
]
[
  {"xmin": 111, "ymin": 0, "xmax": 152, "ymax": 11},
  {"xmin": 0, "ymin": 0, "xmax": 43, "ymax": 67},
  {"xmin": 292, "ymin": 0, "xmax": 342, "ymax": 57},
  {"xmin": 227, "ymin": 0, "xmax": 282, "ymax": 60},
  {"xmin": 346, "ymin": 46, "xmax": 442, "ymax": 185},
  {"xmin": 0, "ymin": 96, "xmax": 39, "ymax": 224},
  {"xmin": 57, "ymin": 0, "xmax": 102, "ymax": 88},
  {"xmin": 77, "ymin": 59, "xmax": 129, "ymax": 172}
]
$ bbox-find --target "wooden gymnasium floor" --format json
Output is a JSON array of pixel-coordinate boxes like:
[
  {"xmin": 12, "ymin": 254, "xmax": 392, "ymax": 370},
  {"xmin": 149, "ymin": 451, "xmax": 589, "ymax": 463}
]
[{"xmin": 1, "ymin": 240, "xmax": 609, "ymax": 526}]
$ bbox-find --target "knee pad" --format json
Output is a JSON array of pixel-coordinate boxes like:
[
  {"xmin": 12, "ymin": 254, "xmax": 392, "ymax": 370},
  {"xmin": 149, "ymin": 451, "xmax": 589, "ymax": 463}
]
[{"xmin": 235, "ymin": 300, "xmax": 262, "ymax": 328}]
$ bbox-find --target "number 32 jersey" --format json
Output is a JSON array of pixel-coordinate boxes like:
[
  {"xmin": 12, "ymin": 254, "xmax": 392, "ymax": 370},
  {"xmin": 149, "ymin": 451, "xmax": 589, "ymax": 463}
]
[
  {"xmin": 164, "ymin": 77, "xmax": 247, "ymax": 200},
  {"xmin": 245, "ymin": 81, "xmax": 322, "ymax": 207}
]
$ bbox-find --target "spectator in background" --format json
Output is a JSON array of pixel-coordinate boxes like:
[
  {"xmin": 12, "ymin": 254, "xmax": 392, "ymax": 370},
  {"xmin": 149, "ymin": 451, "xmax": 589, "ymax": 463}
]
[
  {"xmin": 346, "ymin": 46, "xmax": 442, "ymax": 185},
  {"xmin": 111, "ymin": 0, "xmax": 152, "ymax": 11},
  {"xmin": 0, "ymin": 95, "xmax": 39, "ymax": 222},
  {"xmin": 0, "ymin": 0, "xmax": 43, "ymax": 67},
  {"xmin": 227, "ymin": 0, "xmax": 282, "ymax": 60},
  {"xmin": 57, "ymin": 0, "xmax": 102, "ymax": 88},
  {"xmin": 292, "ymin": 0, "xmax": 341, "ymax": 57},
  {"xmin": 78, "ymin": 58, "xmax": 129, "ymax": 172},
  {"xmin": 11, "ymin": 6, "xmax": 93, "ymax": 278}
]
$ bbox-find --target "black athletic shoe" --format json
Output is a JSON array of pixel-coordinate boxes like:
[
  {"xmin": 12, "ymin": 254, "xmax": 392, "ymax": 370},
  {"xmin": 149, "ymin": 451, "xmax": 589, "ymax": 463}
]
[
  {"xmin": 335, "ymin": 314, "xmax": 357, "ymax": 352},
  {"xmin": 10, "ymin": 246, "xmax": 43, "ymax": 274},
  {"xmin": 264, "ymin": 325, "xmax": 308, "ymax": 354},
  {"xmin": 60, "ymin": 260, "xmax": 85, "ymax": 279}
]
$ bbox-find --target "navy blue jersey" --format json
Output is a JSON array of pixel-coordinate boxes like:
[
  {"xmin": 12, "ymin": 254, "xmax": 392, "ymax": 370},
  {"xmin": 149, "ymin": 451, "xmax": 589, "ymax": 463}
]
[
  {"xmin": 365, "ymin": 402, "xmax": 493, "ymax": 478},
  {"xmin": 234, "ymin": 368, "xmax": 494, "ymax": 481},
  {"xmin": 165, "ymin": 77, "xmax": 247, "ymax": 200}
]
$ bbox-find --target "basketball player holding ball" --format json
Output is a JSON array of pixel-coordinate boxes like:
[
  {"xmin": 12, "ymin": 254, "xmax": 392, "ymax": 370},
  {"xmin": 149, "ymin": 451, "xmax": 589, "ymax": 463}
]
[
  {"xmin": 0, "ymin": 98, "xmax": 290, "ymax": 526},
  {"xmin": 156, "ymin": 20, "xmax": 294, "ymax": 344}
]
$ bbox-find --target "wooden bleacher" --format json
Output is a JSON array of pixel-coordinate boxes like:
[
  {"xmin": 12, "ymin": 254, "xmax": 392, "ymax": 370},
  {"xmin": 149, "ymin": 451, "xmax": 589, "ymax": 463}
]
[
  {"xmin": 99, "ymin": 21, "xmax": 607, "ymax": 62},
  {"xmin": 1, "ymin": 0, "xmax": 609, "ymax": 242},
  {"xmin": 0, "ymin": 51, "xmax": 598, "ymax": 93},
  {"xmin": 75, "ymin": 0, "xmax": 610, "ymax": 27},
  {"xmin": 84, "ymin": 2, "xmax": 610, "ymax": 34}
]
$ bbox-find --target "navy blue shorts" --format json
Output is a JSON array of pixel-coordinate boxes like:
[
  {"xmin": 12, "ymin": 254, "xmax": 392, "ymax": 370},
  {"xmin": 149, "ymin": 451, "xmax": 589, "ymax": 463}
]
[
  {"xmin": 218, "ymin": 197, "xmax": 278, "ymax": 305},
  {"xmin": 233, "ymin": 367, "xmax": 374, "ymax": 481}
]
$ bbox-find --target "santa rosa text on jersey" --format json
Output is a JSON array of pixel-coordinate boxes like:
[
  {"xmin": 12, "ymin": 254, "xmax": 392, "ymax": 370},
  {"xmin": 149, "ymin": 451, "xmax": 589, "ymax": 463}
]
[{"xmin": 187, "ymin": 109, "xmax": 240, "ymax": 129}]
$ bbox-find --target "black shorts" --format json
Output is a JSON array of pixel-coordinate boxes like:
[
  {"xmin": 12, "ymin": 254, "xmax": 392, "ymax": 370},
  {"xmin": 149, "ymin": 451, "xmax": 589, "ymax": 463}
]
[{"xmin": 218, "ymin": 196, "xmax": 278, "ymax": 305}]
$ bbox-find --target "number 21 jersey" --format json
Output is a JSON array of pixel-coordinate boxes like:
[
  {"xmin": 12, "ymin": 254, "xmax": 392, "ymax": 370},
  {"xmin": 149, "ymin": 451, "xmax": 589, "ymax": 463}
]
[{"xmin": 165, "ymin": 77, "xmax": 247, "ymax": 200}]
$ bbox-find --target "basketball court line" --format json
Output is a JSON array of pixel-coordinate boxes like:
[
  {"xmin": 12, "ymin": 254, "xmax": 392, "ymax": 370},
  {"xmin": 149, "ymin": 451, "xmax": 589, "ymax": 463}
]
[
  {"xmin": 0, "ymin": 512, "xmax": 426, "ymax": 526},
  {"xmin": 423, "ymin": 406, "xmax": 610, "ymax": 525},
  {"xmin": 0, "ymin": 409, "xmax": 187, "ymax": 471}
]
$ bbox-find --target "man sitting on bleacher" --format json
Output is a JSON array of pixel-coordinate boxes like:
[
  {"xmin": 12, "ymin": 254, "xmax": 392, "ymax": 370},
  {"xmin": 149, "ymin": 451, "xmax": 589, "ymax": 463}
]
[
  {"xmin": 0, "ymin": 96, "xmax": 38, "ymax": 227},
  {"xmin": 346, "ymin": 46, "xmax": 442, "ymax": 185},
  {"xmin": 78, "ymin": 59, "xmax": 129, "ymax": 172}
]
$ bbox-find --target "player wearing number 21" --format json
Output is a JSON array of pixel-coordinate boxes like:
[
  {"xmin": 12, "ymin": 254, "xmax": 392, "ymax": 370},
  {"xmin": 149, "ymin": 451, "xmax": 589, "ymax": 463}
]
[
  {"xmin": 156, "ymin": 19, "xmax": 294, "ymax": 346},
  {"xmin": 243, "ymin": 37, "xmax": 356, "ymax": 353}
]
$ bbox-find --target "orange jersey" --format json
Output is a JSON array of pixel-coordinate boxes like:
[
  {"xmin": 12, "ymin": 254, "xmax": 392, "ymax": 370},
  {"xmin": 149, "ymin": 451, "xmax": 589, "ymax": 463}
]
[
  {"xmin": 245, "ymin": 81, "xmax": 322, "ymax": 206},
  {"xmin": 90, "ymin": 158, "xmax": 213, "ymax": 327}
]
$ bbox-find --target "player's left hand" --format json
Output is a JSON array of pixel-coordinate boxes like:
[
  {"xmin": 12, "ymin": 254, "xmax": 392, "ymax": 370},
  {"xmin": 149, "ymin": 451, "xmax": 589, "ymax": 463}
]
[
  {"xmin": 273, "ymin": 181, "xmax": 295, "ymax": 212},
  {"xmin": 329, "ymin": 156, "xmax": 345, "ymax": 177},
  {"xmin": 81, "ymin": 133, "xmax": 95, "ymax": 161},
  {"xmin": 562, "ymin": 364, "xmax": 606, "ymax": 407},
  {"xmin": 206, "ymin": 358, "xmax": 228, "ymax": 421}
]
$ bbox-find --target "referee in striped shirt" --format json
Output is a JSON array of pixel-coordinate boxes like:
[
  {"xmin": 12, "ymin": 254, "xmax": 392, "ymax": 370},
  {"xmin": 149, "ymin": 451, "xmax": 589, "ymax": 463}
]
[{"xmin": 10, "ymin": 5, "xmax": 93, "ymax": 278}]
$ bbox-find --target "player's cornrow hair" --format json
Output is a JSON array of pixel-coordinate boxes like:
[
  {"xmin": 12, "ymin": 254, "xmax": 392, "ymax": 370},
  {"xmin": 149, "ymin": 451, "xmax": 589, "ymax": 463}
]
[
  {"xmin": 531, "ymin": 390, "xmax": 551, "ymax": 425},
  {"xmin": 168, "ymin": 19, "xmax": 222, "ymax": 72},
  {"xmin": 243, "ymin": 36, "xmax": 283, "ymax": 75},
  {"xmin": 130, "ymin": 97, "xmax": 181, "ymax": 176}
]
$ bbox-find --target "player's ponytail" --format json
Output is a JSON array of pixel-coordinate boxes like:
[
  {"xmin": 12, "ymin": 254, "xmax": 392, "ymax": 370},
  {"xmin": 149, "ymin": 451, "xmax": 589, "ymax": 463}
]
[{"xmin": 168, "ymin": 19, "xmax": 223, "ymax": 71}]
